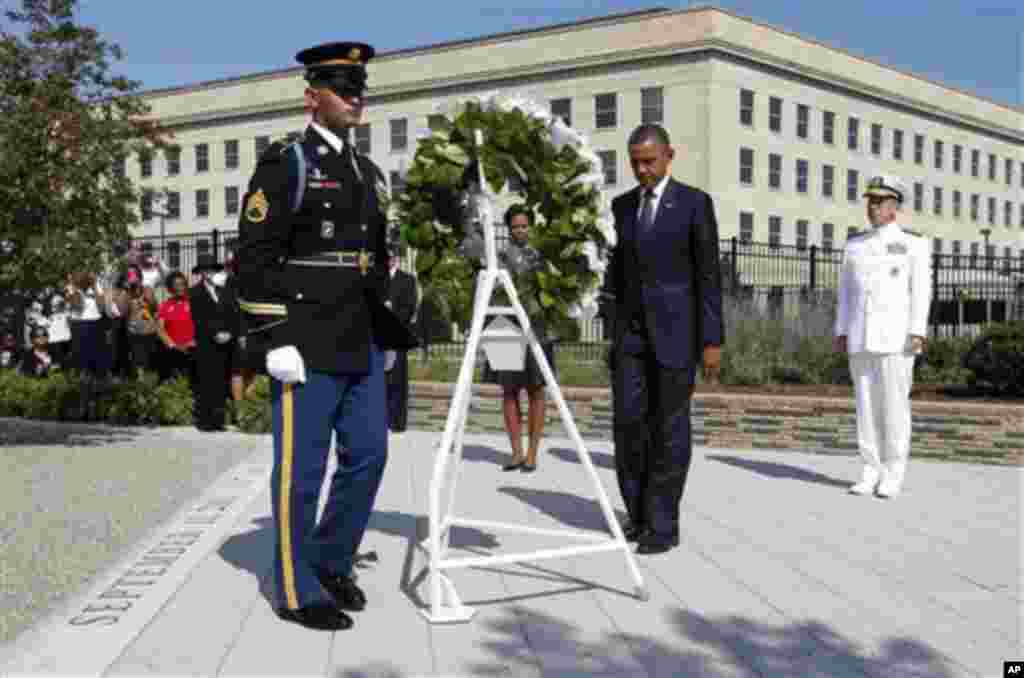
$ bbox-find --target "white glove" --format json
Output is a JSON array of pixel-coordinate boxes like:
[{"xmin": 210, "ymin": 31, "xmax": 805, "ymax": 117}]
[
  {"xmin": 215, "ymin": 331, "xmax": 232, "ymax": 344},
  {"xmin": 384, "ymin": 350, "xmax": 397, "ymax": 371},
  {"xmin": 267, "ymin": 345, "xmax": 306, "ymax": 384}
]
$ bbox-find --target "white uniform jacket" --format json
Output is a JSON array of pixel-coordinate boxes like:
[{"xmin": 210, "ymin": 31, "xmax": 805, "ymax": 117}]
[{"xmin": 834, "ymin": 222, "xmax": 932, "ymax": 354}]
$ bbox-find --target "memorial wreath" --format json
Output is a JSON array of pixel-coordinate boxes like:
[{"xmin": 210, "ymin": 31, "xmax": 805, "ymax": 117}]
[{"xmin": 393, "ymin": 93, "xmax": 616, "ymax": 338}]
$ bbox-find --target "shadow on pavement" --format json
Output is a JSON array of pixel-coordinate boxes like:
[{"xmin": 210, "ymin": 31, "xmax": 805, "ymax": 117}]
[
  {"xmin": 0, "ymin": 417, "xmax": 141, "ymax": 447},
  {"xmin": 545, "ymin": 445, "xmax": 616, "ymax": 471},
  {"xmin": 706, "ymin": 454, "xmax": 851, "ymax": 488}
]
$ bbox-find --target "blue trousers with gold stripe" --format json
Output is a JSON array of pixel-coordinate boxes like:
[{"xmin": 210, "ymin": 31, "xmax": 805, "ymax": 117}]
[{"xmin": 269, "ymin": 347, "xmax": 388, "ymax": 611}]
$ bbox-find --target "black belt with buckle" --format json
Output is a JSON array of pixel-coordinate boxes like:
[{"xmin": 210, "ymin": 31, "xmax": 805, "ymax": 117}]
[{"xmin": 287, "ymin": 250, "xmax": 374, "ymax": 273}]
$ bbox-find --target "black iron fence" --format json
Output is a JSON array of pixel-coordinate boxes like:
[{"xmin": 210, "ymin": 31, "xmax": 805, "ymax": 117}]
[{"xmin": 133, "ymin": 231, "xmax": 1024, "ymax": 342}]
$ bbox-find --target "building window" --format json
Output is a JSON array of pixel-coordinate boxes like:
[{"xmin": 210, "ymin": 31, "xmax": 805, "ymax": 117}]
[
  {"xmin": 933, "ymin": 187, "xmax": 943, "ymax": 216},
  {"xmin": 822, "ymin": 164, "xmax": 834, "ymax": 198},
  {"xmin": 970, "ymin": 242, "xmax": 979, "ymax": 268},
  {"xmin": 550, "ymin": 98, "xmax": 571, "ymax": 127},
  {"xmin": 822, "ymin": 223, "xmax": 834, "ymax": 252},
  {"xmin": 641, "ymin": 87, "xmax": 663, "ymax": 125},
  {"xmin": 892, "ymin": 129, "xmax": 903, "ymax": 160},
  {"xmin": 988, "ymin": 196, "xmax": 996, "ymax": 224},
  {"xmin": 255, "ymin": 135, "xmax": 270, "ymax": 158},
  {"xmin": 139, "ymin": 151, "xmax": 152, "ymax": 179},
  {"xmin": 768, "ymin": 153, "xmax": 782, "ymax": 189},
  {"xmin": 195, "ymin": 189, "xmax": 209, "ymax": 218},
  {"xmin": 953, "ymin": 144, "xmax": 962, "ymax": 173},
  {"xmin": 952, "ymin": 240, "xmax": 961, "ymax": 268},
  {"xmin": 166, "ymin": 191, "xmax": 180, "ymax": 220},
  {"xmin": 795, "ymin": 219, "xmax": 808, "ymax": 251},
  {"xmin": 595, "ymin": 93, "xmax": 617, "ymax": 129},
  {"xmin": 166, "ymin": 147, "xmax": 180, "ymax": 176},
  {"xmin": 225, "ymin": 186, "xmax": 239, "ymax": 216},
  {"xmin": 768, "ymin": 215, "xmax": 782, "ymax": 249},
  {"xmin": 970, "ymin": 194, "xmax": 979, "ymax": 221},
  {"xmin": 739, "ymin": 148, "xmax": 755, "ymax": 185},
  {"xmin": 196, "ymin": 239, "xmax": 210, "ymax": 259},
  {"xmin": 985, "ymin": 244, "xmax": 996, "ymax": 269},
  {"xmin": 1020, "ymin": 161, "xmax": 1024, "ymax": 188},
  {"xmin": 389, "ymin": 170, "xmax": 405, "ymax": 197},
  {"xmin": 795, "ymin": 158, "xmax": 808, "ymax": 193},
  {"xmin": 769, "ymin": 96, "xmax": 782, "ymax": 133},
  {"xmin": 140, "ymin": 190, "xmax": 153, "ymax": 221},
  {"xmin": 195, "ymin": 143, "xmax": 209, "ymax": 173},
  {"xmin": 1003, "ymin": 247, "xmax": 1013, "ymax": 273},
  {"xmin": 740, "ymin": 89, "xmax": 754, "ymax": 126},
  {"xmin": 1005, "ymin": 200, "xmax": 1013, "ymax": 227},
  {"xmin": 224, "ymin": 140, "xmax": 239, "ymax": 170},
  {"xmin": 933, "ymin": 237, "xmax": 942, "ymax": 254},
  {"xmin": 913, "ymin": 134, "xmax": 924, "ymax": 165},
  {"xmin": 796, "ymin": 104, "xmax": 809, "ymax": 139},
  {"xmin": 847, "ymin": 117, "xmax": 859, "ymax": 150},
  {"xmin": 354, "ymin": 124, "xmax": 371, "ymax": 155},
  {"xmin": 847, "ymin": 169, "xmax": 859, "ymax": 202},
  {"xmin": 390, "ymin": 118, "xmax": 407, "ymax": 152},
  {"xmin": 1005, "ymin": 158, "xmax": 1013, "ymax": 186},
  {"xmin": 870, "ymin": 123, "xmax": 882, "ymax": 155},
  {"xmin": 597, "ymin": 150, "xmax": 617, "ymax": 186},
  {"xmin": 913, "ymin": 182, "xmax": 923, "ymax": 212},
  {"xmin": 988, "ymin": 153, "xmax": 996, "ymax": 181},
  {"xmin": 739, "ymin": 211, "xmax": 754, "ymax": 243},
  {"xmin": 934, "ymin": 140, "xmax": 943, "ymax": 170},
  {"xmin": 953, "ymin": 190, "xmax": 962, "ymax": 218},
  {"xmin": 1021, "ymin": 203, "xmax": 1024, "ymax": 228},
  {"xmin": 822, "ymin": 110, "xmax": 835, "ymax": 145},
  {"xmin": 971, "ymin": 149, "xmax": 979, "ymax": 177},
  {"xmin": 167, "ymin": 241, "xmax": 181, "ymax": 270}
]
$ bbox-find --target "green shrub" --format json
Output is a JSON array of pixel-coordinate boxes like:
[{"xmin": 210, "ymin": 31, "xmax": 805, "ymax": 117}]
[
  {"xmin": 962, "ymin": 321, "xmax": 1024, "ymax": 396},
  {"xmin": 236, "ymin": 376, "xmax": 272, "ymax": 434}
]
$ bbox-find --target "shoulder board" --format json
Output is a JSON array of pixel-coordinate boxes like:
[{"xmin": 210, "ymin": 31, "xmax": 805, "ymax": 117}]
[{"xmin": 900, "ymin": 227, "xmax": 923, "ymax": 238}]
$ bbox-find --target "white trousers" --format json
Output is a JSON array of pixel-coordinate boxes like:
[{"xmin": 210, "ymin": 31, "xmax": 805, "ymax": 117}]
[{"xmin": 849, "ymin": 353, "xmax": 915, "ymax": 481}]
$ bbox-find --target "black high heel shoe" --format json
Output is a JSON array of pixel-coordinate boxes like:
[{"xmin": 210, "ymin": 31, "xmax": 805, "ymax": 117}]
[{"xmin": 502, "ymin": 458, "xmax": 526, "ymax": 471}]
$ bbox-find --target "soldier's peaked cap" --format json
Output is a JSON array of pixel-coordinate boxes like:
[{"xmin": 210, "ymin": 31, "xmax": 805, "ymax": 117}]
[
  {"xmin": 863, "ymin": 174, "xmax": 907, "ymax": 203},
  {"xmin": 296, "ymin": 42, "xmax": 375, "ymax": 68}
]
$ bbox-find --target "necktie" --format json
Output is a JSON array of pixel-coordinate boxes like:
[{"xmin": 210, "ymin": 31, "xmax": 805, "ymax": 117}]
[
  {"xmin": 639, "ymin": 188, "xmax": 655, "ymax": 230},
  {"xmin": 343, "ymin": 137, "xmax": 364, "ymax": 183}
]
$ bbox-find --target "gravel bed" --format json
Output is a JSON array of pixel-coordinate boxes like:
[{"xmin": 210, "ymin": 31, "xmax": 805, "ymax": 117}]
[{"xmin": 0, "ymin": 418, "xmax": 268, "ymax": 645}]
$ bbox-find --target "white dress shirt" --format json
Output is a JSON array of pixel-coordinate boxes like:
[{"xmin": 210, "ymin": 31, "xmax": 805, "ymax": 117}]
[{"xmin": 635, "ymin": 173, "xmax": 671, "ymax": 224}]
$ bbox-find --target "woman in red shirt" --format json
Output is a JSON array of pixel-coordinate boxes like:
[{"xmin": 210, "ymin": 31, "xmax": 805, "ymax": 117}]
[{"xmin": 157, "ymin": 271, "xmax": 195, "ymax": 382}]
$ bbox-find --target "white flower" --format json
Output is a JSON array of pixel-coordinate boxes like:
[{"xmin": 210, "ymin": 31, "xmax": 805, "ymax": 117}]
[
  {"xmin": 581, "ymin": 241, "xmax": 605, "ymax": 273},
  {"xmin": 596, "ymin": 213, "xmax": 616, "ymax": 247},
  {"xmin": 569, "ymin": 172, "xmax": 604, "ymax": 188},
  {"xmin": 576, "ymin": 148, "xmax": 601, "ymax": 169}
]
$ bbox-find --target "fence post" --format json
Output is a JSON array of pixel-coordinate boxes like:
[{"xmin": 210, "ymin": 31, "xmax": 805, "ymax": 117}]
[
  {"xmin": 931, "ymin": 253, "xmax": 940, "ymax": 338},
  {"xmin": 730, "ymin": 236, "xmax": 738, "ymax": 289},
  {"xmin": 212, "ymin": 229, "xmax": 220, "ymax": 262},
  {"xmin": 809, "ymin": 244, "xmax": 817, "ymax": 291}
]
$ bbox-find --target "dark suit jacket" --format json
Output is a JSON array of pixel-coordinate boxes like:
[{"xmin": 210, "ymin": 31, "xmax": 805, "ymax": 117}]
[
  {"xmin": 189, "ymin": 282, "xmax": 240, "ymax": 351},
  {"xmin": 386, "ymin": 269, "xmax": 418, "ymax": 329},
  {"xmin": 609, "ymin": 177, "xmax": 724, "ymax": 369}
]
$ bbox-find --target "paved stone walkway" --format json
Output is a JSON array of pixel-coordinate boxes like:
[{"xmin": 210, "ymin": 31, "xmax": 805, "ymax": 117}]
[{"xmin": 1, "ymin": 430, "xmax": 1020, "ymax": 677}]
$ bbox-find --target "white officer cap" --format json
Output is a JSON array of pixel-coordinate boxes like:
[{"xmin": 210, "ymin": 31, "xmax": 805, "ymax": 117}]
[{"xmin": 863, "ymin": 174, "xmax": 907, "ymax": 203}]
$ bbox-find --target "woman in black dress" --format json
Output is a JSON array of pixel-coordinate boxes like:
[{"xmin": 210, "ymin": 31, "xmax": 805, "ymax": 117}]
[{"xmin": 484, "ymin": 205, "xmax": 556, "ymax": 472}]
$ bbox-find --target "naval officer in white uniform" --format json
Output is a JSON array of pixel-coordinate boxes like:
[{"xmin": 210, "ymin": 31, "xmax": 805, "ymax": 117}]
[{"xmin": 833, "ymin": 174, "xmax": 932, "ymax": 498}]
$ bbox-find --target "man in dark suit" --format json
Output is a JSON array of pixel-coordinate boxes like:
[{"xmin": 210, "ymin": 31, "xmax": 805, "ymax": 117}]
[
  {"xmin": 189, "ymin": 254, "xmax": 239, "ymax": 432},
  {"xmin": 384, "ymin": 244, "xmax": 418, "ymax": 433},
  {"xmin": 236, "ymin": 40, "xmax": 418, "ymax": 632},
  {"xmin": 608, "ymin": 123, "xmax": 724, "ymax": 555}
]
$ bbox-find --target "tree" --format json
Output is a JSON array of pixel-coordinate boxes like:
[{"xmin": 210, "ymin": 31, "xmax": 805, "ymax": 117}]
[{"xmin": 0, "ymin": 0, "xmax": 168, "ymax": 292}]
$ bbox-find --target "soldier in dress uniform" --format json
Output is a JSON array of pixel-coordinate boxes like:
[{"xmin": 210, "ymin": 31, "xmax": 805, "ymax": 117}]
[
  {"xmin": 833, "ymin": 174, "xmax": 932, "ymax": 499},
  {"xmin": 235, "ymin": 40, "xmax": 418, "ymax": 632}
]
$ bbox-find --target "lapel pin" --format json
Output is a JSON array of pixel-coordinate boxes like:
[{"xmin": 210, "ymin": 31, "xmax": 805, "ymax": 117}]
[{"xmin": 317, "ymin": 145, "xmax": 328, "ymax": 156}]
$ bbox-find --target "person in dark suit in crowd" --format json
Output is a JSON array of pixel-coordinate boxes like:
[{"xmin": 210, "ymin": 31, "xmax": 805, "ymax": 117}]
[
  {"xmin": 236, "ymin": 40, "xmax": 418, "ymax": 632},
  {"xmin": 607, "ymin": 123, "xmax": 724, "ymax": 555},
  {"xmin": 189, "ymin": 254, "xmax": 240, "ymax": 432},
  {"xmin": 384, "ymin": 244, "xmax": 418, "ymax": 433},
  {"xmin": 18, "ymin": 325, "xmax": 54, "ymax": 378}
]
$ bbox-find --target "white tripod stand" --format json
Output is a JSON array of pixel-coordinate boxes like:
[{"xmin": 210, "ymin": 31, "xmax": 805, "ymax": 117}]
[{"xmin": 420, "ymin": 129, "xmax": 648, "ymax": 623}]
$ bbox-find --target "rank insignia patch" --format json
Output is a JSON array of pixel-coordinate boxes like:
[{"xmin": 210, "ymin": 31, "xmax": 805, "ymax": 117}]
[
  {"xmin": 886, "ymin": 242, "xmax": 908, "ymax": 255},
  {"xmin": 245, "ymin": 189, "xmax": 269, "ymax": 223}
]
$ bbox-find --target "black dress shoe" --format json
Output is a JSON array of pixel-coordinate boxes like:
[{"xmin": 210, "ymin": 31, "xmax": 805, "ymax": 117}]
[
  {"xmin": 277, "ymin": 604, "xmax": 353, "ymax": 631},
  {"xmin": 317, "ymin": 573, "xmax": 367, "ymax": 611},
  {"xmin": 502, "ymin": 461, "xmax": 525, "ymax": 471},
  {"xmin": 636, "ymin": 533, "xmax": 679, "ymax": 555},
  {"xmin": 620, "ymin": 522, "xmax": 646, "ymax": 542},
  {"xmin": 520, "ymin": 463, "xmax": 536, "ymax": 473}
]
